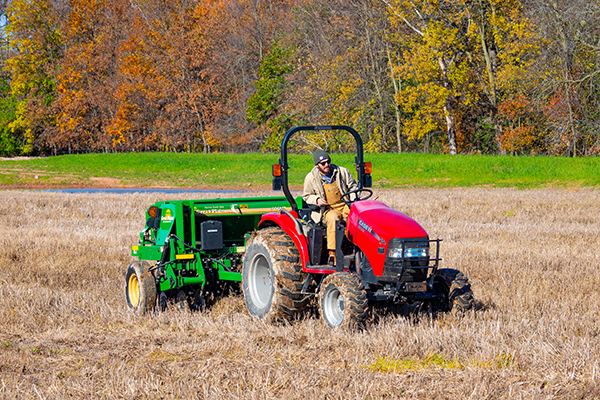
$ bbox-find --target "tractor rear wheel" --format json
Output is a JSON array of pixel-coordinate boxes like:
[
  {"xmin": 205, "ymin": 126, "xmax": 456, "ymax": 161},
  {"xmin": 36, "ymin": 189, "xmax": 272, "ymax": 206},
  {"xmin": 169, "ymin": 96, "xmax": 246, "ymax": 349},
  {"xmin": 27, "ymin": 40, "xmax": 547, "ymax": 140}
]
[
  {"xmin": 242, "ymin": 227, "xmax": 310, "ymax": 322},
  {"xmin": 319, "ymin": 272, "xmax": 368, "ymax": 329},
  {"xmin": 431, "ymin": 268, "xmax": 474, "ymax": 312},
  {"xmin": 125, "ymin": 261, "xmax": 157, "ymax": 314}
]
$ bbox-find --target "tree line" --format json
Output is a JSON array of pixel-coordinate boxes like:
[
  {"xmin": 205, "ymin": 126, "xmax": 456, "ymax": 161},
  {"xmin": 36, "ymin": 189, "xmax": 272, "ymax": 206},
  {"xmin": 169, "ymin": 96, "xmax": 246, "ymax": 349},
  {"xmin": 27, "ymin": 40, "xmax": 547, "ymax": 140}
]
[{"xmin": 1, "ymin": 0, "xmax": 599, "ymax": 156}]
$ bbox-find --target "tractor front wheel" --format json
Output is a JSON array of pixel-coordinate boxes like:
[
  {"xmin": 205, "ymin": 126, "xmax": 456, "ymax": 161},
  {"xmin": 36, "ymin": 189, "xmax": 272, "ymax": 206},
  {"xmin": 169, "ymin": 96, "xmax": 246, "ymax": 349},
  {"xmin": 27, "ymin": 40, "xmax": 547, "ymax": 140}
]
[
  {"xmin": 125, "ymin": 261, "xmax": 157, "ymax": 314},
  {"xmin": 431, "ymin": 268, "xmax": 474, "ymax": 312},
  {"xmin": 242, "ymin": 227, "xmax": 310, "ymax": 322},
  {"xmin": 319, "ymin": 272, "xmax": 368, "ymax": 329}
]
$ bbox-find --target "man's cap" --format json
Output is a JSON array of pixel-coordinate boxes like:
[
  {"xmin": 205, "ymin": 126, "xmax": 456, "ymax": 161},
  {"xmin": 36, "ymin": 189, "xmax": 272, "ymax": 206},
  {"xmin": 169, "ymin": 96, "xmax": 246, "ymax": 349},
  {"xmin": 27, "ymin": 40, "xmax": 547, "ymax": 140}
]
[{"xmin": 313, "ymin": 149, "xmax": 330, "ymax": 165}]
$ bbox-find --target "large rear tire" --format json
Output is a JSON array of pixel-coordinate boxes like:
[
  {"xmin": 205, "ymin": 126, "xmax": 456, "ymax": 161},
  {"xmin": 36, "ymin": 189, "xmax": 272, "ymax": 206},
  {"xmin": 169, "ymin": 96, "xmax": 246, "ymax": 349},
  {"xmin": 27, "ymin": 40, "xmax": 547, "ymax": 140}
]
[
  {"xmin": 431, "ymin": 268, "xmax": 474, "ymax": 312},
  {"xmin": 319, "ymin": 272, "xmax": 368, "ymax": 329},
  {"xmin": 125, "ymin": 261, "xmax": 157, "ymax": 314},
  {"xmin": 242, "ymin": 227, "xmax": 310, "ymax": 322}
]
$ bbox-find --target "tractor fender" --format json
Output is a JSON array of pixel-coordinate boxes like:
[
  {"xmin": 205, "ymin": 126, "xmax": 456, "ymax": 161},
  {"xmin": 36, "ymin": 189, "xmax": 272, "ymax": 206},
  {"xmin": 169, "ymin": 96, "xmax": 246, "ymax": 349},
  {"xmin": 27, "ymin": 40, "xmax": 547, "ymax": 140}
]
[{"xmin": 258, "ymin": 212, "xmax": 310, "ymax": 268}]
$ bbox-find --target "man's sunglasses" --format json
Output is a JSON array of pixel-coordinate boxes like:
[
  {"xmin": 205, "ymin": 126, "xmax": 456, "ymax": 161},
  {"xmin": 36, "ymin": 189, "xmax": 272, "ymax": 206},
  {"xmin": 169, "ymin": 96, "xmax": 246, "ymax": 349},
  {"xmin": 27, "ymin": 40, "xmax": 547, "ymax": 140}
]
[{"xmin": 318, "ymin": 160, "xmax": 331, "ymax": 166}]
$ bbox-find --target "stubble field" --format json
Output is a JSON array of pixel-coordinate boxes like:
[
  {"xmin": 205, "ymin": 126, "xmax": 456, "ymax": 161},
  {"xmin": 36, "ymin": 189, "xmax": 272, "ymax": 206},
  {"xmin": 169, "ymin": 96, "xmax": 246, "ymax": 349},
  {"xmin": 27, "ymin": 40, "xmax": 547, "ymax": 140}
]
[{"xmin": 0, "ymin": 188, "xmax": 599, "ymax": 399}]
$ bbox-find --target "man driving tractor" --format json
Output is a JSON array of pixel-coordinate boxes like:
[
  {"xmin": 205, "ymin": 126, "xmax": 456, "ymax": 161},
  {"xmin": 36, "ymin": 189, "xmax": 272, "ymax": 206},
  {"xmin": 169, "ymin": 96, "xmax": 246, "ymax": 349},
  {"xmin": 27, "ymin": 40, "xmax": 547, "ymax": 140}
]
[{"xmin": 303, "ymin": 149, "xmax": 359, "ymax": 265}]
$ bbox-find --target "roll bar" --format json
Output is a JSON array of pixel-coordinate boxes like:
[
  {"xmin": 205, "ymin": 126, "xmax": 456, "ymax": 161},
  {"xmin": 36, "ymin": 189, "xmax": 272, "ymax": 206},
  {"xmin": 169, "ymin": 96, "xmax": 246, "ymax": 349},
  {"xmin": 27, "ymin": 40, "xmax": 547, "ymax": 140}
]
[{"xmin": 272, "ymin": 125, "xmax": 372, "ymax": 212}]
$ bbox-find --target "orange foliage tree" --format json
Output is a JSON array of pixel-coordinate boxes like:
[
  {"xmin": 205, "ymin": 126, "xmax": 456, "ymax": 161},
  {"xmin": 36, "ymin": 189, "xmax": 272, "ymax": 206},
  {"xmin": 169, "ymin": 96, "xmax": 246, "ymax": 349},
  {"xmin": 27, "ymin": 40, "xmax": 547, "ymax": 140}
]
[{"xmin": 498, "ymin": 95, "xmax": 546, "ymax": 154}]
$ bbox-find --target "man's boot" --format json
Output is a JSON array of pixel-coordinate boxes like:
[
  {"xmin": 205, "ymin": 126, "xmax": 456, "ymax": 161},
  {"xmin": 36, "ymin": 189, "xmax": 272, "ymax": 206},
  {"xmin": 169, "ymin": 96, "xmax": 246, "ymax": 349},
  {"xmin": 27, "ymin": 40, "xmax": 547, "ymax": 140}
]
[{"xmin": 328, "ymin": 250, "xmax": 335, "ymax": 266}]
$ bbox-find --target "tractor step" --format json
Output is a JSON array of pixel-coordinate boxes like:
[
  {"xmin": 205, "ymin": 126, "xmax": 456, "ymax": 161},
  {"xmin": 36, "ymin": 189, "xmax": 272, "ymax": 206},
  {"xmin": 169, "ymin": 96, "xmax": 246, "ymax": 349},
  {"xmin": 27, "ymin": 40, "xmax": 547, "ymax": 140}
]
[{"xmin": 306, "ymin": 264, "xmax": 336, "ymax": 271}]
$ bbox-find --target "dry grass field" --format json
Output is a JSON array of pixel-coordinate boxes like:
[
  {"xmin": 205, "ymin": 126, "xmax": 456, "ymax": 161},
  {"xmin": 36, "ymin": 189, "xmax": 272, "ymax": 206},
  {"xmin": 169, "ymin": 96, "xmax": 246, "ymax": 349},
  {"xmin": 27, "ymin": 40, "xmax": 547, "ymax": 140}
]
[{"xmin": 1, "ymin": 188, "xmax": 599, "ymax": 399}]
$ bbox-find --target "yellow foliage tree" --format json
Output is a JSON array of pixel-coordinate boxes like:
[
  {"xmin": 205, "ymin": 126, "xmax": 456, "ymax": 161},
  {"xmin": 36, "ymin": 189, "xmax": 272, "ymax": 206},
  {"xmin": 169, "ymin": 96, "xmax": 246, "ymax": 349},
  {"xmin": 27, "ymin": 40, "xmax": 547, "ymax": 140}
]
[
  {"xmin": 5, "ymin": 0, "xmax": 62, "ymax": 154},
  {"xmin": 383, "ymin": 0, "xmax": 536, "ymax": 154}
]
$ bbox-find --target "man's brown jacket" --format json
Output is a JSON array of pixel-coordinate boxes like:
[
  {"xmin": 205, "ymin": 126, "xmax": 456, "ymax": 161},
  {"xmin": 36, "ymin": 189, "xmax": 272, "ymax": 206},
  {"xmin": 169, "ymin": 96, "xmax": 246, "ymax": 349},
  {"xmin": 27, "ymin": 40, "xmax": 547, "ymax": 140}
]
[{"xmin": 302, "ymin": 164, "xmax": 358, "ymax": 222}]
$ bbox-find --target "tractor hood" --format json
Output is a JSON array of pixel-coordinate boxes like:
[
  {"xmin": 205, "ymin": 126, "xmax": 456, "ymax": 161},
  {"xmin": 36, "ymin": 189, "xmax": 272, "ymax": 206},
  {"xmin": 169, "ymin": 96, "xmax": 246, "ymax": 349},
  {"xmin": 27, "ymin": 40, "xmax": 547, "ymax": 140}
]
[
  {"xmin": 347, "ymin": 200, "xmax": 428, "ymax": 243},
  {"xmin": 346, "ymin": 200, "xmax": 428, "ymax": 274}
]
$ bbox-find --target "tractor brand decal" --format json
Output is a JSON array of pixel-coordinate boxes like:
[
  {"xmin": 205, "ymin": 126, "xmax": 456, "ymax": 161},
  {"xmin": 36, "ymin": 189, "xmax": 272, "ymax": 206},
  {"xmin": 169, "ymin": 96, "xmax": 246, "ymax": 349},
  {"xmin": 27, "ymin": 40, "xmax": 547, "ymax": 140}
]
[
  {"xmin": 161, "ymin": 209, "xmax": 174, "ymax": 223},
  {"xmin": 195, "ymin": 208, "xmax": 224, "ymax": 214},
  {"xmin": 358, "ymin": 219, "xmax": 369, "ymax": 231},
  {"xmin": 358, "ymin": 219, "xmax": 386, "ymax": 245},
  {"xmin": 197, "ymin": 208, "xmax": 239, "ymax": 215}
]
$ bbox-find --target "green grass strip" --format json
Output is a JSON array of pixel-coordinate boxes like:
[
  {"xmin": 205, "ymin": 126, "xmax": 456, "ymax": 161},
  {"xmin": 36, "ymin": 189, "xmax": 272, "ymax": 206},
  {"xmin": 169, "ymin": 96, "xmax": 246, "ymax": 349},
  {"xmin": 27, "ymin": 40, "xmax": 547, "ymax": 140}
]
[{"xmin": 1, "ymin": 152, "xmax": 599, "ymax": 188}]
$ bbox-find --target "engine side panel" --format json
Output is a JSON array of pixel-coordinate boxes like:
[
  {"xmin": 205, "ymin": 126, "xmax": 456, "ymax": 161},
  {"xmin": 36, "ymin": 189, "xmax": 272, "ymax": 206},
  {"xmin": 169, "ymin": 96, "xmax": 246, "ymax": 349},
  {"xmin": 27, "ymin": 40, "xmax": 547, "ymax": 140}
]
[{"xmin": 347, "ymin": 200, "xmax": 428, "ymax": 276}]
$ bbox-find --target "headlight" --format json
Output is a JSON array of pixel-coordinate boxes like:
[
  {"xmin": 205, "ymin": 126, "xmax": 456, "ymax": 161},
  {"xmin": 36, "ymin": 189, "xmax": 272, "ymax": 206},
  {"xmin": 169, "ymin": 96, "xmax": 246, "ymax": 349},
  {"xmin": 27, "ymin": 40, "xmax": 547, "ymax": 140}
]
[{"xmin": 387, "ymin": 239, "xmax": 429, "ymax": 259}]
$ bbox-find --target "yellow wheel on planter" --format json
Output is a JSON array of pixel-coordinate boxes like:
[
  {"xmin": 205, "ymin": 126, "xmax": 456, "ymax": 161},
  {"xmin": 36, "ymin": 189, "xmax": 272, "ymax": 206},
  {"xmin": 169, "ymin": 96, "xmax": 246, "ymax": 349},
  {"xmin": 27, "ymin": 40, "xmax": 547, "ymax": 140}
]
[
  {"xmin": 125, "ymin": 261, "xmax": 157, "ymax": 314},
  {"xmin": 128, "ymin": 273, "xmax": 141, "ymax": 307}
]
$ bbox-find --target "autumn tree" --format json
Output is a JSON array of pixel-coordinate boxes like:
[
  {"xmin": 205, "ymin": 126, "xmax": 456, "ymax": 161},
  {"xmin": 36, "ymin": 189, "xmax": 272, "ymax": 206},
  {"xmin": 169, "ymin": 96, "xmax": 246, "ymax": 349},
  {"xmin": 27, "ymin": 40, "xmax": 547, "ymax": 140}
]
[
  {"xmin": 2, "ymin": 0, "xmax": 300, "ymax": 155},
  {"xmin": 467, "ymin": 0, "xmax": 538, "ymax": 154},
  {"xmin": 382, "ymin": 0, "xmax": 540, "ymax": 154},
  {"xmin": 0, "ymin": 3, "xmax": 18, "ymax": 155},
  {"xmin": 52, "ymin": 0, "xmax": 135, "ymax": 154},
  {"xmin": 383, "ymin": 0, "xmax": 476, "ymax": 154},
  {"xmin": 210, "ymin": 0, "xmax": 300, "ymax": 151},
  {"xmin": 4, "ymin": 0, "xmax": 63, "ymax": 154},
  {"xmin": 246, "ymin": 39, "xmax": 297, "ymax": 151},
  {"xmin": 527, "ymin": 0, "xmax": 600, "ymax": 156},
  {"xmin": 123, "ymin": 0, "xmax": 224, "ymax": 153},
  {"xmin": 282, "ymin": 0, "xmax": 404, "ymax": 153}
]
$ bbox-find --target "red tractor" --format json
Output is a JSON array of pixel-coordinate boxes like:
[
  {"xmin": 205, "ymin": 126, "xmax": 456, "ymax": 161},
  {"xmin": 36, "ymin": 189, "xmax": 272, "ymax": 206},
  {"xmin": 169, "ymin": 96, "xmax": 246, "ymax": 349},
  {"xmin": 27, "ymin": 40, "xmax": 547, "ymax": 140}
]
[{"xmin": 242, "ymin": 126, "xmax": 473, "ymax": 328}]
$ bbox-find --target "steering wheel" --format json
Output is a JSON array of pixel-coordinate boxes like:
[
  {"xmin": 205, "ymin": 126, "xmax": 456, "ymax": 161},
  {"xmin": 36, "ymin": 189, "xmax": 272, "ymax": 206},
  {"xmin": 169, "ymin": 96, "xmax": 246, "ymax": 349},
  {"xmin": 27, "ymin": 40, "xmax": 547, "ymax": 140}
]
[{"xmin": 340, "ymin": 188, "xmax": 373, "ymax": 206}]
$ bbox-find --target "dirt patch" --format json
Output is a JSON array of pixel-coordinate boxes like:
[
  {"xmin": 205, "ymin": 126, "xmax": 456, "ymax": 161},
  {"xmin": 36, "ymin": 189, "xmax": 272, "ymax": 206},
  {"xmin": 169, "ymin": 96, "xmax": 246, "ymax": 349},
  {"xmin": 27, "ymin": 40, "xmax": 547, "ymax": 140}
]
[
  {"xmin": 0, "ymin": 156, "xmax": 40, "ymax": 161},
  {"xmin": 89, "ymin": 176, "xmax": 123, "ymax": 187}
]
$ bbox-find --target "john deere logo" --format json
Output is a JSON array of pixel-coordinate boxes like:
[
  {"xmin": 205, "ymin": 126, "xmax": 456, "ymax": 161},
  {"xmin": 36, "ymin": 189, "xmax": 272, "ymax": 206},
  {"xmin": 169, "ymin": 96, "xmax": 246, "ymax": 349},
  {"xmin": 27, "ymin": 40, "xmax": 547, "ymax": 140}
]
[{"xmin": 161, "ymin": 209, "xmax": 174, "ymax": 223}]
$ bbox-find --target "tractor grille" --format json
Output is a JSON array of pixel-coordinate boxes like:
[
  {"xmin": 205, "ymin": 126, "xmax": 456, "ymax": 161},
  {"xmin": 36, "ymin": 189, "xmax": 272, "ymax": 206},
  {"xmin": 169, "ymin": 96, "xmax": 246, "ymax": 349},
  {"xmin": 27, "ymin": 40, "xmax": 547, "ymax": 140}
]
[
  {"xmin": 378, "ymin": 237, "xmax": 435, "ymax": 284},
  {"xmin": 379, "ymin": 260, "xmax": 428, "ymax": 283}
]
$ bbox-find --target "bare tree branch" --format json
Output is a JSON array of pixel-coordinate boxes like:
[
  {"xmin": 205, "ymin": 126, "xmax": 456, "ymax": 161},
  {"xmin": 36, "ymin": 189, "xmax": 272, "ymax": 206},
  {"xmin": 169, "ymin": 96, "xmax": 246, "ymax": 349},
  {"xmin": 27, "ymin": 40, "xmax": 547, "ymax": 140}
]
[{"xmin": 380, "ymin": 0, "xmax": 424, "ymax": 36}]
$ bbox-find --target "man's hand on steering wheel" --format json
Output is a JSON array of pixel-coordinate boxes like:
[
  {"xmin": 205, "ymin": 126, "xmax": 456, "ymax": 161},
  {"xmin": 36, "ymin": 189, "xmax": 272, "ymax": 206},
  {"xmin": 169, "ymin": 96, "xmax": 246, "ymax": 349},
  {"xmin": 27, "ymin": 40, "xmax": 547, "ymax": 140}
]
[{"xmin": 340, "ymin": 188, "xmax": 373, "ymax": 206}]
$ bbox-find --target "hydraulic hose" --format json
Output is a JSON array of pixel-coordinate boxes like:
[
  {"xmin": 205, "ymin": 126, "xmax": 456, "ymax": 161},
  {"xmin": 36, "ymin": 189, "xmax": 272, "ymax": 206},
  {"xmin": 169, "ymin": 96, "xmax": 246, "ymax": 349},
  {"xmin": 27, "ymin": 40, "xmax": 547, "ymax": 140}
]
[
  {"xmin": 169, "ymin": 234, "xmax": 234, "ymax": 272},
  {"xmin": 147, "ymin": 236, "xmax": 172, "ymax": 275}
]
